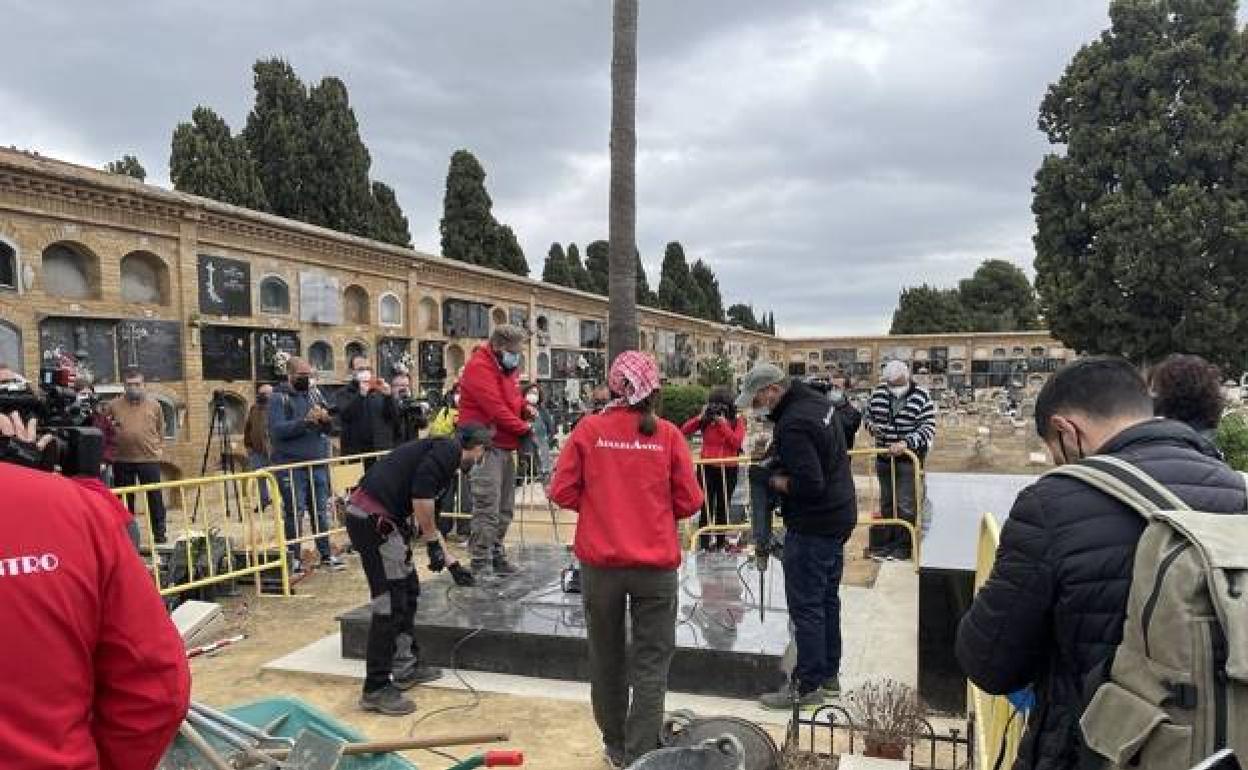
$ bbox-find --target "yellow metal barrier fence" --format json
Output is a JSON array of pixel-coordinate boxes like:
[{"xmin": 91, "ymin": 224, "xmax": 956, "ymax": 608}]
[
  {"xmin": 685, "ymin": 447, "xmax": 926, "ymax": 569},
  {"xmin": 112, "ymin": 469, "xmax": 291, "ymax": 598},
  {"xmin": 263, "ymin": 451, "xmax": 386, "ymax": 561},
  {"xmin": 968, "ymin": 512, "xmax": 1024, "ymax": 770}
]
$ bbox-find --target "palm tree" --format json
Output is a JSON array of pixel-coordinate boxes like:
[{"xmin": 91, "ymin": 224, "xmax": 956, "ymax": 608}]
[{"xmin": 607, "ymin": 0, "xmax": 639, "ymax": 364}]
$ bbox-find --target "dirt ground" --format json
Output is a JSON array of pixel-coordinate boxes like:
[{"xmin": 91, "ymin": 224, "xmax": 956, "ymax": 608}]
[
  {"xmin": 185, "ymin": 435, "xmax": 1012, "ymax": 769},
  {"xmin": 188, "ymin": 517, "xmax": 881, "ymax": 770}
]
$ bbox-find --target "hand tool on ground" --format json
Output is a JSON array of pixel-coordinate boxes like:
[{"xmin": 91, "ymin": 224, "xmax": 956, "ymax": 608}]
[
  {"xmin": 446, "ymin": 751, "xmax": 525, "ymax": 769},
  {"xmin": 178, "ymin": 720, "xmax": 238, "ymax": 770},
  {"xmin": 187, "ymin": 634, "xmax": 246, "ymax": 659},
  {"xmin": 260, "ymin": 730, "xmax": 511, "ymax": 759}
]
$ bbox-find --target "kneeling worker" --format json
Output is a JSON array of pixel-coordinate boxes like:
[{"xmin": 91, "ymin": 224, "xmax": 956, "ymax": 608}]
[{"xmin": 345, "ymin": 424, "xmax": 490, "ymax": 715}]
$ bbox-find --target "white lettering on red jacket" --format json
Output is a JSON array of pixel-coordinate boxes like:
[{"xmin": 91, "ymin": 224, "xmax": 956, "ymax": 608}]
[
  {"xmin": 0, "ymin": 553, "xmax": 59, "ymax": 576},
  {"xmin": 594, "ymin": 437, "xmax": 664, "ymax": 452}
]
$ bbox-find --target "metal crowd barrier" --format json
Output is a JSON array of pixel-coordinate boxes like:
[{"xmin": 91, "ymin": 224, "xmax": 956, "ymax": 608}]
[
  {"xmin": 263, "ymin": 451, "xmax": 386, "ymax": 561},
  {"xmin": 685, "ymin": 447, "xmax": 926, "ymax": 569},
  {"xmin": 112, "ymin": 469, "xmax": 291, "ymax": 598},
  {"xmin": 968, "ymin": 512, "xmax": 1023, "ymax": 770}
]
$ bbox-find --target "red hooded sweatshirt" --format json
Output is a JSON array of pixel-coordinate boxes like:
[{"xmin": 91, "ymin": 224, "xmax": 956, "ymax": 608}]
[
  {"xmin": 0, "ymin": 464, "xmax": 191, "ymax": 770},
  {"xmin": 456, "ymin": 344, "xmax": 530, "ymax": 451},
  {"xmin": 549, "ymin": 408, "xmax": 704, "ymax": 570}
]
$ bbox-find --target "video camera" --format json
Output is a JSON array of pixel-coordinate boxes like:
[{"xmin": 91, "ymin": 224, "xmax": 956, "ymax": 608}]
[
  {"xmin": 0, "ymin": 358, "xmax": 103, "ymax": 477},
  {"xmin": 704, "ymin": 401, "xmax": 731, "ymax": 422}
]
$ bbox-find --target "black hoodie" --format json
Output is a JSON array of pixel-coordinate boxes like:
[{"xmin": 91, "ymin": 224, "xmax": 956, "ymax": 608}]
[{"xmin": 769, "ymin": 380, "xmax": 858, "ymax": 539}]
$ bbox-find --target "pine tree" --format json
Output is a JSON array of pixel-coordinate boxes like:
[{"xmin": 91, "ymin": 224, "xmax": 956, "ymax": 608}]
[
  {"xmin": 690, "ymin": 259, "xmax": 724, "ymax": 322},
  {"xmin": 171, "ymin": 106, "xmax": 268, "ymax": 210},
  {"xmin": 304, "ymin": 76, "xmax": 374, "ymax": 237},
  {"xmin": 243, "ymin": 58, "xmax": 310, "ymax": 220},
  {"xmin": 585, "ymin": 240, "xmax": 610, "ymax": 294},
  {"xmin": 542, "ymin": 243, "xmax": 570, "ymax": 285},
  {"xmin": 890, "ymin": 286, "xmax": 969, "ymax": 334},
  {"xmin": 1033, "ymin": 0, "xmax": 1248, "ymax": 370},
  {"xmin": 104, "ymin": 155, "xmax": 146, "ymax": 181},
  {"xmin": 369, "ymin": 181, "xmax": 411, "ymax": 247}
]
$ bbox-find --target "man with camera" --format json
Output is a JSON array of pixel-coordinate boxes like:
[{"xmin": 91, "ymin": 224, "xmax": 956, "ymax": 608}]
[
  {"xmin": 107, "ymin": 367, "xmax": 169, "ymax": 543},
  {"xmin": 737, "ymin": 363, "xmax": 857, "ymax": 708},
  {"xmin": 337, "ymin": 355, "xmax": 398, "ymax": 466},
  {"xmin": 269, "ymin": 357, "xmax": 343, "ymax": 573},
  {"xmin": 0, "ymin": 410, "xmax": 190, "ymax": 770},
  {"xmin": 345, "ymin": 424, "xmax": 489, "ymax": 715},
  {"xmin": 390, "ymin": 372, "xmax": 429, "ymax": 445}
]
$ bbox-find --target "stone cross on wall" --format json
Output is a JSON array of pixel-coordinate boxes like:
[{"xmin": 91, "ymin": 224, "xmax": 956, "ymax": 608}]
[{"xmin": 119, "ymin": 322, "xmax": 149, "ymax": 368}]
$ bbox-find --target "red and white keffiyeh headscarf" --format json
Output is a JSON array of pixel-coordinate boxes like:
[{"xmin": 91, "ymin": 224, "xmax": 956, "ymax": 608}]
[{"xmin": 607, "ymin": 351, "xmax": 661, "ymax": 406}]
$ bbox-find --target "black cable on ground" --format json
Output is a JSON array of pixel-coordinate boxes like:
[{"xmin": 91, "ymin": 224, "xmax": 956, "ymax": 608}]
[
  {"xmin": 422, "ymin": 747, "xmax": 464, "ymax": 765},
  {"xmin": 407, "ymin": 626, "xmax": 485, "ymax": 733}
]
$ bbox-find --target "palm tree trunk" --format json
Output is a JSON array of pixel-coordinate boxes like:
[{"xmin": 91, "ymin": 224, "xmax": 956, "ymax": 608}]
[{"xmin": 607, "ymin": 0, "xmax": 639, "ymax": 365}]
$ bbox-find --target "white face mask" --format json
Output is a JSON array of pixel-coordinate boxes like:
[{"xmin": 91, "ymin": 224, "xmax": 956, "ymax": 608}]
[
  {"xmin": 828, "ymin": 388, "xmax": 846, "ymax": 404},
  {"xmin": 525, "ymin": 392, "xmax": 540, "ymax": 405},
  {"xmin": 889, "ymin": 384, "xmax": 909, "ymax": 398},
  {"xmin": 355, "ymin": 370, "xmax": 372, "ymax": 384}
]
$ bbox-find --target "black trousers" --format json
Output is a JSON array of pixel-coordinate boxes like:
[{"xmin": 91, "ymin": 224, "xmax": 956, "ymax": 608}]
[
  {"xmin": 345, "ymin": 511, "xmax": 421, "ymax": 693},
  {"xmin": 114, "ymin": 461, "xmax": 167, "ymax": 540},
  {"xmin": 582, "ymin": 564, "xmax": 679, "ymax": 764},
  {"xmin": 698, "ymin": 465, "xmax": 738, "ymax": 550}
]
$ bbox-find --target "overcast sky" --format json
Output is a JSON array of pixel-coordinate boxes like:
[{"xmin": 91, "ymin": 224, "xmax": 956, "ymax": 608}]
[{"xmin": 0, "ymin": 1, "xmax": 1117, "ymax": 335}]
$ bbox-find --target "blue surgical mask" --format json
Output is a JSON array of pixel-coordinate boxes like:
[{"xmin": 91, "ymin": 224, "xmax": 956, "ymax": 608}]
[{"xmin": 499, "ymin": 351, "xmax": 522, "ymax": 371}]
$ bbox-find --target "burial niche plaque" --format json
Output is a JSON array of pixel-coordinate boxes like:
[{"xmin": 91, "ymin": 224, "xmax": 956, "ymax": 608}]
[{"xmin": 197, "ymin": 254, "xmax": 251, "ymax": 316}]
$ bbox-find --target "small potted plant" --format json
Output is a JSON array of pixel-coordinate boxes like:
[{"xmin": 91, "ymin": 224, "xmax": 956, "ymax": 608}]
[{"xmin": 844, "ymin": 679, "xmax": 926, "ymax": 761}]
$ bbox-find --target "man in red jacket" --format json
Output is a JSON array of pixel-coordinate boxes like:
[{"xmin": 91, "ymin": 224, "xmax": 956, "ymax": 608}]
[
  {"xmin": 549, "ymin": 352, "xmax": 704, "ymax": 768},
  {"xmin": 0, "ymin": 411, "xmax": 190, "ymax": 770},
  {"xmin": 457, "ymin": 324, "xmax": 533, "ymax": 577}
]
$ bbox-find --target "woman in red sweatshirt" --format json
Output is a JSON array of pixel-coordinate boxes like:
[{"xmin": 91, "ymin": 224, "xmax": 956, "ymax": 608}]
[
  {"xmin": 549, "ymin": 351, "xmax": 703, "ymax": 769},
  {"xmin": 680, "ymin": 387, "xmax": 746, "ymax": 551}
]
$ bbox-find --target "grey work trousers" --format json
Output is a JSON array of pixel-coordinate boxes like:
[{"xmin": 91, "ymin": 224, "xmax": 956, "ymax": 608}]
[
  {"xmin": 468, "ymin": 447, "xmax": 516, "ymax": 562},
  {"xmin": 581, "ymin": 564, "xmax": 679, "ymax": 764}
]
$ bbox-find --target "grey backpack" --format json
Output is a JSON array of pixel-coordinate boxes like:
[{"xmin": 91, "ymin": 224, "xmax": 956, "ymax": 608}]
[{"xmin": 1049, "ymin": 456, "xmax": 1248, "ymax": 769}]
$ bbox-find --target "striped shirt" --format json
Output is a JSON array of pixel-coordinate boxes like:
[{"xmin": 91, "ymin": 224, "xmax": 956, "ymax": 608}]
[{"xmin": 866, "ymin": 384, "xmax": 936, "ymax": 457}]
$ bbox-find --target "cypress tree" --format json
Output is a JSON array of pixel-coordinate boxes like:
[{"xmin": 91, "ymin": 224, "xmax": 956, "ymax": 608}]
[
  {"xmin": 104, "ymin": 155, "xmax": 146, "ymax": 181},
  {"xmin": 585, "ymin": 239, "xmax": 610, "ymax": 294},
  {"xmin": 657, "ymin": 241, "xmax": 702, "ymax": 316},
  {"xmin": 171, "ymin": 106, "xmax": 268, "ymax": 210},
  {"xmin": 243, "ymin": 58, "xmax": 310, "ymax": 220},
  {"xmin": 690, "ymin": 258, "xmax": 724, "ymax": 322},
  {"xmin": 542, "ymin": 242, "xmax": 573, "ymax": 286},
  {"xmin": 369, "ymin": 181, "xmax": 412, "ymax": 247},
  {"xmin": 304, "ymin": 76, "xmax": 374, "ymax": 236}
]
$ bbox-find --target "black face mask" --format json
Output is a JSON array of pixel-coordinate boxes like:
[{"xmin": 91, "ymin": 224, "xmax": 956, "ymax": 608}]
[
  {"xmin": 256, "ymin": 395, "xmax": 270, "ymax": 405},
  {"xmin": 292, "ymin": 377, "xmax": 310, "ymax": 392}
]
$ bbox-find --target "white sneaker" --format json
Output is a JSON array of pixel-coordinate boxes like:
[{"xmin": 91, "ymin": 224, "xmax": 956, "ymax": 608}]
[
  {"xmin": 291, "ymin": 559, "xmax": 305, "ymax": 576},
  {"xmin": 327, "ymin": 555, "xmax": 347, "ymax": 571}
]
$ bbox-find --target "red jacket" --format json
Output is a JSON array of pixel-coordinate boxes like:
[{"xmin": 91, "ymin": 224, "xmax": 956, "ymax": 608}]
[
  {"xmin": 550, "ymin": 409, "xmax": 704, "ymax": 570},
  {"xmin": 457, "ymin": 345, "xmax": 530, "ymax": 450},
  {"xmin": 0, "ymin": 464, "xmax": 190, "ymax": 770},
  {"xmin": 680, "ymin": 414, "xmax": 746, "ymax": 460}
]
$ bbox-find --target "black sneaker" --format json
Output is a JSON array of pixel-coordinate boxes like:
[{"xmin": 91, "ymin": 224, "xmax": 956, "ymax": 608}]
[
  {"xmin": 822, "ymin": 675, "xmax": 842, "ymax": 697},
  {"xmin": 359, "ymin": 685, "xmax": 417, "ymax": 715},
  {"xmin": 392, "ymin": 663, "xmax": 443, "ymax": 690},
  {"xmin": 492, "ymin": 555, "xmax": 519, "ymax": 576},
  {"xmin": 603, "ymin": 744, "xmax": 626, "ymax": 770},
  {"xmin": 759, "ymin": 682, "xmax": 825, "ymax": 710}
]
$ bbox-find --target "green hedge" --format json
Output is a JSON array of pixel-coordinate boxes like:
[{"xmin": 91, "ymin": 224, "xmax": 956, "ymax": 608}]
[
  {"xmin": 658, "ymin": 384, "xmax": 708, "ymax": 427},
  {"xmin": 1216, "ymin": 410, "xmax": 1248, "ymax": 472}
]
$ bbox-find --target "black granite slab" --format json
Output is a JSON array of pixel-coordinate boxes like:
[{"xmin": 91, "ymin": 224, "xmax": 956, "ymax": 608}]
[{"xmin": 339, "ymin": 544, "xmax": 792, "ymax": 698}]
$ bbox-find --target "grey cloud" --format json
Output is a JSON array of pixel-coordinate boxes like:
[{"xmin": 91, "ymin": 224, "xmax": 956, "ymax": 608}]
[{"xmin": 1, "ymin": 0, "xmax": 1116, "ymax": 333}]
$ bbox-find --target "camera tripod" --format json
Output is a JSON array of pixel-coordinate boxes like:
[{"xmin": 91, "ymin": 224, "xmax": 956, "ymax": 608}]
[{"xmin": 191, "ymin": 391, "xmax": 244, "ymax": 523}]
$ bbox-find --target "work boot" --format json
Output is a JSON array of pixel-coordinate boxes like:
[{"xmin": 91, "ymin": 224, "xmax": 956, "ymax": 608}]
[
  {"xmin": 470, "ymin": 558, "xmax": 492, "ymax": 578},
  {"xmin": 759, "ymin": 682, "xmax": 825, "ymax": 710},
  {"xmin": 359, "ymin": 685, "xmax": 417, "ymax": 716},
  {"xmin": 392, "ymin": 662, "xmax": 443, "ymax": 690},
  {"xmin": 492, "ymin": 554, "xmax": 519, "ymax": 576},
  {"xmin": 822, "ymin": 676, "xmax": 842, "ymax": 697}
]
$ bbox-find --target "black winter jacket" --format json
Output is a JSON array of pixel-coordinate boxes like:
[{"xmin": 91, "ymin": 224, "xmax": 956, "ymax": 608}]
[
  {"xmin": 336, "ymin": 384, "xmax": 397, "ymax": 455},
  {"xmin": 769, "ymin": 380, "xmax": 858, "ymax": 539},
  {"xmin": 956, "ymin": 419, "xmax": 1246, "ymax": 770}
]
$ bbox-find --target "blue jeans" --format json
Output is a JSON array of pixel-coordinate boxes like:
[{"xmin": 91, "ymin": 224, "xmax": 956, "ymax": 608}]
[
  {"xmin": 248, "ymin": 451, "xmax": 272, "ymax": 509},
  {"xmin": 276, "ymin": 465, "xmax": 332, "ymax": 561},
  {"xmin": 783, "ymin": 530, "xmax": 846, "ymax": 693}
]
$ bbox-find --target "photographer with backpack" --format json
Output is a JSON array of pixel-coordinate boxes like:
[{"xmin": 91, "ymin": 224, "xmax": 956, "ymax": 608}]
[{"xmin": 957, "ymin": 357, "xmax": 1248, "ymax": 770}]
